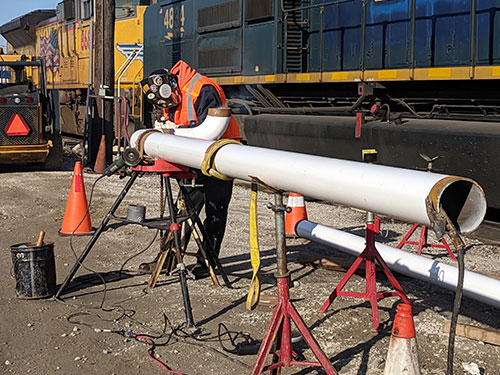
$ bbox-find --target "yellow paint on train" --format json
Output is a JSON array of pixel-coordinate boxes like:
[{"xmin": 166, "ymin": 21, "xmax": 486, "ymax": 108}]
[
  {"xmin": 35, "ymin": 6, "xmax": 148, "ymax": 91},
  {"xmin": 213, "ymin": 66, "xmax": 500, "ymax": 85}
]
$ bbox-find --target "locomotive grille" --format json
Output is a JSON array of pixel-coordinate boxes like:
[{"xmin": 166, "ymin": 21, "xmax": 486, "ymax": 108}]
[
  {"xmin": 199, "ymin": 47, "xmax": 239, "ymax": 71},
  {"xmin": 245, "ymin": 0, "xmax": 273, "ymax": 22},
  {"xmin": 283, "ymin": 0, "xmax": 306, "ymax": 73},
  {"xmin": 198, "ymin": 1, "xmax": 239, "ymax": 32},
  {"xmin": 0, "ymin": 106, "xmax": 40, "ymax": 146}
]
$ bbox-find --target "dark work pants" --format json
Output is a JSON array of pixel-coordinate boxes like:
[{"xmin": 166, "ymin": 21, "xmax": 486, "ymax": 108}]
[{"xmin": 182, "ymin": 171, "xmax": 234, "ymax": 263}]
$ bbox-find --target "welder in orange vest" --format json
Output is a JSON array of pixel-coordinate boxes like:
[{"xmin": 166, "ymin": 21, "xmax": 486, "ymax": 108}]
[{"xmin": 139, "ymin": 60, "xmax": 242, "ymax": 278}]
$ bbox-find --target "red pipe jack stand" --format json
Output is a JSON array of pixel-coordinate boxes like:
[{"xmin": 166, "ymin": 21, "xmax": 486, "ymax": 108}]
[
  {"xmin": 318, "ymin": 212, "xmax": 411, "ymax": 332},
  {"xmin": 251, "ymin": 193, "xmax": 337, "ymax": 375},
  {"xmin": 397, "ymin": 224, "xmax": 457, "ymax": 261}
]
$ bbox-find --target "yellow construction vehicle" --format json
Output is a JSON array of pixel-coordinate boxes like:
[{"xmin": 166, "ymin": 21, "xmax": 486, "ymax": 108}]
[{"xmin": 0, "ymin": 54, "xmax": 62, "ymax": 168}]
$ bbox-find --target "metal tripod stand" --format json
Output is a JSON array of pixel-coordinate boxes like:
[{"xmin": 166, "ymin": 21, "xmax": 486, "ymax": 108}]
[
  {"xmin": 55, "ymin": 159, "xmax": 229, "ymax": 329},
  {"xmin": 251, "ymin": 191, "xmax": 337, "ymax": 375},
  {"xmin": 318, "ymin": 212, "xmax": 411, "ymax": 332}
]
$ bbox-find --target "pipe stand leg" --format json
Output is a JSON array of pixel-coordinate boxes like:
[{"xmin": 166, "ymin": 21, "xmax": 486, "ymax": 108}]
[
  {"xmin": 165, "ymin": 177, "xmax": 196, "ymax": 329},
  {"xmin": 319, "ymin": 212, "xmax": 411, "ymax": 331},
  {"xmin": 251, "ymin": 192, "xmax": 337, "ymax": 375}
]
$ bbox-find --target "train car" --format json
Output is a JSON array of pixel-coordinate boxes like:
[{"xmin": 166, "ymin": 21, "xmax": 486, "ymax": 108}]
[
  {"xmin": 1, "ymin": 0, "xmax": 152, "ymax": 140},
  {"xmin": 143, "ymin": 0, "xmax": 500, "ymax": 216}
]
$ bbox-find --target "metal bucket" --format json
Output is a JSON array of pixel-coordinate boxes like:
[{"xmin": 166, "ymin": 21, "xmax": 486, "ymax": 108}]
[
  {"xmin": 127, "ymin": 204, "xmax": 146, "ymax": 223},
  {"xmin": 10, "ymin": 242, "xmax": 56, "ymax": 299}
]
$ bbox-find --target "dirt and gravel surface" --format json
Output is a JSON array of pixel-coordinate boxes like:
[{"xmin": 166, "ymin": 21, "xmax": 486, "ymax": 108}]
[{"xmin": 1, "ymin": 163, "xmax": 499, "ymax": 375}]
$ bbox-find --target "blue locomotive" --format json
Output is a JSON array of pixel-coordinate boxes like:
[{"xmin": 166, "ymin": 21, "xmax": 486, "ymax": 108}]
[{"xmin": 143, "ymin": 0, "xmax": 500, "ymax": 216}]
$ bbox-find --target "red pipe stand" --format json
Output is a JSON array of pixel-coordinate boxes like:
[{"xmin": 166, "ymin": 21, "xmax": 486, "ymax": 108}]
[
  {"xmin": 318, "ymin": 213, "xmax": 411, "ymax": 332},
  {"xmin": 397, "ymin": 223, "xmax": 457, "ymax": 261},
  {"xmin": 251, "ymin": 193, "xmax": 337, "ymax": 375}
]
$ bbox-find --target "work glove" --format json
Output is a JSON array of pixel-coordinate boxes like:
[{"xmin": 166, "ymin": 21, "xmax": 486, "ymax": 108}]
[{"xmin": 154, "ymin": 117, "xmax": 178, "ymax": 132}]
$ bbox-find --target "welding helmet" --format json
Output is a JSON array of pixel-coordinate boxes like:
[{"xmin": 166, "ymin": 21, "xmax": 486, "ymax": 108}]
[{"xmin": 141, "ymin": 69, "xmax": 180, "ymax": 109}]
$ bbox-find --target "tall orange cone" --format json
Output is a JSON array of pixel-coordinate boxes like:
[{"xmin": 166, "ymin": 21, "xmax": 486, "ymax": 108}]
[
  {"xmin": 285, "ymin": 192, "xmax": 308, "ymax": 238},
  {"xmin": 384, "ymin": 303, "xmax": 421, "ymax": 375},
  {"xmin": 59, "ymin": 161, "xmax": 94, "ymax": 236}
]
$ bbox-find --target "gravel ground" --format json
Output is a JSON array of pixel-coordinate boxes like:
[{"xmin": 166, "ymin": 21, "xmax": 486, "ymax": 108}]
[{"xmin": 0, "ymin": 166, "xmax": 499, "ymax": 375}]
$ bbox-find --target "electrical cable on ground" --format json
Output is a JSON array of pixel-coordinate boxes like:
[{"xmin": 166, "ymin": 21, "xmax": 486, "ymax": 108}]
[
  {"xmin": 132, "ymin": 334, "xmax": 186, "ymax": 375},
  {"xmin": 55, "ymin": 171, "xmax": 254, "ymax": 372}
]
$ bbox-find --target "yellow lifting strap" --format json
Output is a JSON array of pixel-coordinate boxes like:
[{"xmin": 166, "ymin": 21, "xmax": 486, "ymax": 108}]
[
  {"xmin": 246, "ymin": 182, "xmax": 261, "ymax": 310},
  {"xmin": 201, "ymin": 139, "xmax": 242, "ymax": 181}
]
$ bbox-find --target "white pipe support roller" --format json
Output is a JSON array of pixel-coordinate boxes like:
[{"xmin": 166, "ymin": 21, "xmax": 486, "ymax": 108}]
[
  {"xmin": 296, "ymin": 220, "xmax": 500, "ymax": 309},
  {"xmin": 131, "ymin": 112, "xmax": 486, "ymax": 233},
  {"xmin": 172, "ymin": 108, "xmax": 230, "ymax": 140}
]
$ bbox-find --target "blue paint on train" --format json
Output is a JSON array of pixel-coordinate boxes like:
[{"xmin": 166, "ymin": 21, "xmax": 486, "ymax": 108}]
[{"xmin": 144, "ymin": 0, "xmax": 500, "ymax": 76}]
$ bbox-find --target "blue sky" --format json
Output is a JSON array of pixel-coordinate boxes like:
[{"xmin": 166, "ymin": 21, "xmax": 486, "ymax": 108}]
[{"xmin": 0, "ymin": 1, "xmax": 60, "ymax": 49}]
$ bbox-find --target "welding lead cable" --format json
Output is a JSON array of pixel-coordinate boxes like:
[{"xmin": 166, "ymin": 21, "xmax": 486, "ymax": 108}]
[{"xmin": 132, "ymin": 334, "xmax": 185, "ymax": 375}]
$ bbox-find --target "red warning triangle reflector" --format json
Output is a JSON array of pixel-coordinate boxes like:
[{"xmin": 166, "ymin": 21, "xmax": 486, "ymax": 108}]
[{"xmin": 5, "ymin": 113, "xmax": 31, "ymax": 136}]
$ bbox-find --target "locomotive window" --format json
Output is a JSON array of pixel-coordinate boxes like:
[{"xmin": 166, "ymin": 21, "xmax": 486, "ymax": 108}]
[
  {"xmin": 245, "ymin": 0, "xmax": 274, "ymax": 23},
  {"xmin": 63, "ymin": 0, "xmax": 75, "ymax": 20},
  {"xmin": 80, "ymin": 0, "xmax": 93, "ymax": 20},
  {"xmin": 115, "ymin": 0, "xmax": 152, "ymax": 6}
]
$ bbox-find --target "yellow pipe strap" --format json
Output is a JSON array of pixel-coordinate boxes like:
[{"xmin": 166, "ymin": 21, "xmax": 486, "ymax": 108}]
[
  {"xmin": 201, "ymin": 138, "xmax": 241, "ymax": 181},
  {"xmin": 246, "ymin": 182, "xmax": 261, "ymax": 310}
]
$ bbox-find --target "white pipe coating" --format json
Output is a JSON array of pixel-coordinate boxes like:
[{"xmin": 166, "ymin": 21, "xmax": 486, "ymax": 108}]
[
  {"xmin": 296, "ymin": 220, "xmax": 500, "ymax": 309},
  {"xmin": 173, "ymin": 109, "xmax": 229, "ymax": 140},
  {"xmin": 130, "ymin": 113, "xmax": 486, "ymax": 233}
]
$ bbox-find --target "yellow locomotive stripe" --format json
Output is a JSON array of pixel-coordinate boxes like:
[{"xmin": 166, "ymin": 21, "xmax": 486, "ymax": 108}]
[
  {"xmin": 264, "ymin": 75, "xmax": 278, "ymax": 82},
  {"xmin": 414, "ymin": 67, "xmax": 470, "ymax": 80},
  {"xmin": 330, "ymin": 72, "xmax": 349, "ymax": 80},
  {"xmin": 364, "ymin": 69, "xmax": 411, "ymax": 81},
  {"xmin": 428, "ymin": 68, "xmax": 452, "ymax": 78},
  {"xmin": 212, "ymin": 66, "xmax": 500, "ymax": 85},
  {"xmin": 377, "ymin": 70, "xmax": 397, "ymax": 79},
  {"xmin": 323, "ymin": 71, "xmax": 361, "ymax": 82}
]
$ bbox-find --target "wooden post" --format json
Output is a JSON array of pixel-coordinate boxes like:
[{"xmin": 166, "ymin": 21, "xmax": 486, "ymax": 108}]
[{"xmin": 92, "ymin": 0, "xmax": 115, "ymax": 172}]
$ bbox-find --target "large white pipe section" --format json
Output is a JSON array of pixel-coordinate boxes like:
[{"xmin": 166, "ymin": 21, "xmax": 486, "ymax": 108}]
[
  {"xmin": 296, "ymin": 220, "xmax": 500, "ymax": 309},
  {"xmin": 130, "ymin": 111, "xmax": 486, "ymax": 233}
]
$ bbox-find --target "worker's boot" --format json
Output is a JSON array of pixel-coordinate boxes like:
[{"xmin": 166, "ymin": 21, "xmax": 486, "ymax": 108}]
[
  {"xmin": 138, "ymin": 252, "xmax": 167, "ymax": 274},
  {"xmin": 189, "ymin": 262, "xmax": 210, "ymax": 279}
]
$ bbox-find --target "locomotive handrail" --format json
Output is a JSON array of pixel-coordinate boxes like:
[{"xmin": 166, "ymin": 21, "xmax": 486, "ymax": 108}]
[
  {"xmin": 115, "ymin": 45, "xmax": 142, "ymax": 78},
  {"xmin": 116, "ymin": 45, "xmax": 143, "ymax": 97},
  {"xmin": 280, "ymin": 0, "xmax": 360, "ymax": 14}
]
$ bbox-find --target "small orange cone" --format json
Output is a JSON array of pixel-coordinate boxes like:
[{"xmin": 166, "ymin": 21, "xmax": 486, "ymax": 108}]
[
  {"xmin": 93, "ymin": 135, "xmax": 107, "ymax": 174},
  {"xmin": 384, "ymin": 303, "xmax": 421, "ymax": 375},
  {"xmin": 59, "ymin": 161, "xmax": 94, "ymax": 236},
  {"xmin": 285, "ymin": 192, "xmax": 308, "ymax": 238}
]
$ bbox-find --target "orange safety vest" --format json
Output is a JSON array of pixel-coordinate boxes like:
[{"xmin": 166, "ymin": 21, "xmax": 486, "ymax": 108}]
[{"xmin": 164, "ymin": 72, "xmax": 241, "ymax": 141}]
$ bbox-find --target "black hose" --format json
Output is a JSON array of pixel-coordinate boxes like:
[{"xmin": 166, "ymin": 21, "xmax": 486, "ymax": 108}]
[{"xmin": 446, "ymin": 244, "xmax": 465, "ymax": 375}]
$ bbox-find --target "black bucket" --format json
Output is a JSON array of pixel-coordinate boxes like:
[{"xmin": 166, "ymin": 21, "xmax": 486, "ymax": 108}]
[{"xmin": 10, "ymin": 242, "xmax": 56, "ymax": 299}]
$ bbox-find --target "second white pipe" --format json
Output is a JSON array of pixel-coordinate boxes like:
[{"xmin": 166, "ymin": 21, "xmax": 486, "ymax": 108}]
[{"xmin": 296, "ymin": 220, "xmax": 500, "ymax": 309}]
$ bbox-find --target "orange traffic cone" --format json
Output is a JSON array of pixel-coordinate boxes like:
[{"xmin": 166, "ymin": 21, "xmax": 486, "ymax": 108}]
[
  {"xmin": 59, "ymin": 161, "xmax": 94, "ymax": 236},
  {"xmin": 384, "ymin": 303, "xmax": 421, "ymax": 375},
  {"xmin": 93, "ymin": 135, "xmax": 107, "ymax": 174},
  {"xmin": 285, "ymin": 192, "xmax": 308, "ymax": 238}
]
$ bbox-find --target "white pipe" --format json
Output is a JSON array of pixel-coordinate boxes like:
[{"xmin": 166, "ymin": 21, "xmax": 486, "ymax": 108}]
[
  {"xmin": 296, "ymin": 220, "xmax": 500, "ymax": 309},
  {"xmin": 172, "ymin": 108, "xmax": 230, "ymax": 140},
  {"xmin": 130, "ymin": 113, "xmax": 486, "ymax": 233}
]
